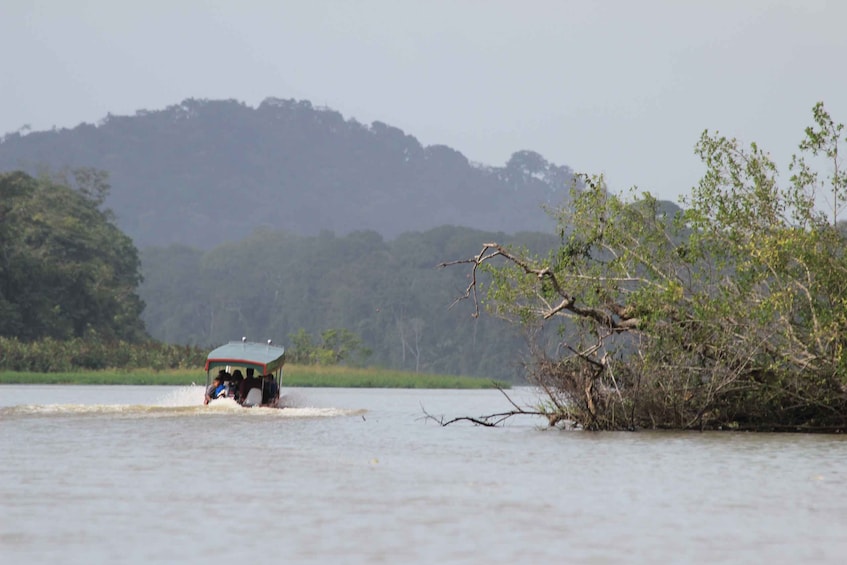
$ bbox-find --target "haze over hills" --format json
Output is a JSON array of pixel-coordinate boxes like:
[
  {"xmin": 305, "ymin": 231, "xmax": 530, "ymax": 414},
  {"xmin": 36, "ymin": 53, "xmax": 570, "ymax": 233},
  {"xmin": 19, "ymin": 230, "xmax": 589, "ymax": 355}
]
[{"xmin": 0, "ymin": 97, "xmax": 576, "ymax": 249}]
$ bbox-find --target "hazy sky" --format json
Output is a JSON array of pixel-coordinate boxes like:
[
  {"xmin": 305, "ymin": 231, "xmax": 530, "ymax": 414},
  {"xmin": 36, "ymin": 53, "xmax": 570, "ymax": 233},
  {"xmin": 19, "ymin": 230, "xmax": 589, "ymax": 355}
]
[{"xmin": 3, "ymin": 0, "xmax": 846, "ymax": 202}]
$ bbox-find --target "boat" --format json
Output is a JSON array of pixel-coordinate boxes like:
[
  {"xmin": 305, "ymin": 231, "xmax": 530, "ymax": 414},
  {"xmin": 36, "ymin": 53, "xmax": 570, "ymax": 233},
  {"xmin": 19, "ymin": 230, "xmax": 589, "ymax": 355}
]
[{"xmin": 204, "ymin": 339, "xmax": 286, "ymax": 407}]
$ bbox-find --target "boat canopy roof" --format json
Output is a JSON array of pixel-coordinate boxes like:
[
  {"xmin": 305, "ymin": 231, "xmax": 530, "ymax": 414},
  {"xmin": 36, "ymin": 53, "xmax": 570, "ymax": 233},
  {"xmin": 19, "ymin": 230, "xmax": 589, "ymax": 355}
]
[{"xmin": 205, "ymin": 341, "xmax": 286, "ymax": 374}]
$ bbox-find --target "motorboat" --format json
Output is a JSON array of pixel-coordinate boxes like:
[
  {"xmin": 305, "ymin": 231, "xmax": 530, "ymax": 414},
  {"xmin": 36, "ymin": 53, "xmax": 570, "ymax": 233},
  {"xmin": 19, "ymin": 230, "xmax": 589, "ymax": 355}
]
[{"xmin": 204, "ymin": 339, "xmax": 285, "ymax": 407}]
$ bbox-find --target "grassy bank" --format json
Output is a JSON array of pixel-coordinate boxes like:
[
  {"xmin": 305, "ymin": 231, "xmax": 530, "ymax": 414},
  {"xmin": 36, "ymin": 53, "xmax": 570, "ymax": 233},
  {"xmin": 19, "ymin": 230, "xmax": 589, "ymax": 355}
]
[
  {"xmin": 0, "ymin": 369, "xmax": 198, "ymax": 386},
  {"xmin": 283, "ymin": 365, "xmax": 507, "ymax": 389},
  {"xmin": 0, "ymin": 365, "xmax": 508, "ymax": 389}
]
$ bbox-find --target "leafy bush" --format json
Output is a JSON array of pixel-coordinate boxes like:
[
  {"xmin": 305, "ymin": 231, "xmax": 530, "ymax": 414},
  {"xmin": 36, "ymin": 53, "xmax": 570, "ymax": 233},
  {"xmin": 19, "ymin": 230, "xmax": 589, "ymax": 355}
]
[{"xmin": 0, "ymin": 337, "xmax": 206, "ymax": 372}]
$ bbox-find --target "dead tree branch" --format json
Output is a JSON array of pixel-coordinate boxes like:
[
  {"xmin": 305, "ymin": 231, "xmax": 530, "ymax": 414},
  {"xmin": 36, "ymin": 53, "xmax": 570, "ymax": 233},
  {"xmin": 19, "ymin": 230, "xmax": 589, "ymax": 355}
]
[
  {"xmin": 421, "ymin": 404, "xmax": 549, "ymax": 427},
  {"xmin": 420, "ymin": 384, "xmax": 555, "ymax": 427},
  {"xmin": 438, "ymin": 242, "xmax": 641, "ymax": 330}
]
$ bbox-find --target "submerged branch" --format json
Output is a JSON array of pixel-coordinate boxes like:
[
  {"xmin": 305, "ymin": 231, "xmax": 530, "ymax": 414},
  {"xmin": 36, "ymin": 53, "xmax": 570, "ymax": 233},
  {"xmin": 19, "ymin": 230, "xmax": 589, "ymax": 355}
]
[
  {"xmin": 422, "ymin": 407, "xmax": 541, "ymax": 427},
  {"xmin": 420, "ymin": 385, "xmax": 554, "ymax": 427}
]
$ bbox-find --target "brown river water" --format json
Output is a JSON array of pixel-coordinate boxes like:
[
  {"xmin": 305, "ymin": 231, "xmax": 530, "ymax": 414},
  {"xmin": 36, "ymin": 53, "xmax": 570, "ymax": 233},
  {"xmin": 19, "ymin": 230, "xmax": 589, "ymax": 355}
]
[{"xmin": 1, "ymin": 385, "xmax": 845, "ymax": 564}]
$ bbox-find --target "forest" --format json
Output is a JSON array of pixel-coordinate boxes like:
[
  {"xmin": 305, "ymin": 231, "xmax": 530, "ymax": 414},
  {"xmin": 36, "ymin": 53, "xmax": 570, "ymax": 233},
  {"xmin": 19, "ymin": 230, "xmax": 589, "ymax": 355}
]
[
  {"xmin": 0, "ymin": 168, "xmax": 563, "ymax": 380},
  {"xmin": 138, "ymin": 225, "xmax": 560, "ymax": 380},
  {"xmin": 0, "ymin": 169, "xmax": 145, "ymax": 343},
  {"xmin": 0, "ymin": 97, "xmax": 578, "ymax": 381}
]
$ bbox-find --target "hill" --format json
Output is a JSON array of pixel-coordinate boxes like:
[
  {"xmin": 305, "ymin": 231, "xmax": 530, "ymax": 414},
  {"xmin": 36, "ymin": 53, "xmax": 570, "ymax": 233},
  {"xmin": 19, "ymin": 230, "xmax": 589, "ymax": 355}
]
[{"xmin": 0, "ymin": 98, "xmax": 575, "ymax": 249}]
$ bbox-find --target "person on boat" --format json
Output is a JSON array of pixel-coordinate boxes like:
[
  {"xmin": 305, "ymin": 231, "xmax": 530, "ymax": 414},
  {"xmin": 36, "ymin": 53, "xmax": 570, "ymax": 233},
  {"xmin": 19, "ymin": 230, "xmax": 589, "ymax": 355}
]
[
  {"xmin": 262, "ymin": 373, "xmax": 280, "ymax": 406},
  {"xmin": 227, "ymin": 369, "xmax": 242, "ymax": 399},
  {"xmin": 238, "ymin": 368, "xmax": 261, "ymax": 404},
  {"xmin": 204, "ymin": 375, "xmax": 225, "ymax": 405},
  {"xmin": 230, "ymin": 369, "xmax": 244, "ymax": 401}
]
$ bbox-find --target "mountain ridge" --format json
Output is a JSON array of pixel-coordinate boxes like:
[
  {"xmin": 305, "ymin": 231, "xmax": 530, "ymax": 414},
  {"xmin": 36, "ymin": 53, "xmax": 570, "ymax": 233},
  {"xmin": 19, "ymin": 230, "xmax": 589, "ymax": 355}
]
[{"xmin": 0, "ymin": 97, "xmax": 575, "ymax": 249}]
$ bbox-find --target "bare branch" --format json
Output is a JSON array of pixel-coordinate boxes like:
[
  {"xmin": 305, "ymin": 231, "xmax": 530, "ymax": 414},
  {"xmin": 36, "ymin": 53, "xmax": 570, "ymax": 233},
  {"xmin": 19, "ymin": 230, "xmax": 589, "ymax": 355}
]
[
  {"xmin": 441, "ymin": 242, "xmax": 642, "ymax": 331},
  {"xmin": 420, "ymin": 384, "xmax": 556, "ymax": 427}
]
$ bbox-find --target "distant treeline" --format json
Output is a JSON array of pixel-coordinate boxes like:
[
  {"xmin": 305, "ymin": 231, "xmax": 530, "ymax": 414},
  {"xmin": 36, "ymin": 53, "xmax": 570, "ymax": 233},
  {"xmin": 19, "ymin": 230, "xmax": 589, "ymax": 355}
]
[
  {"xmin": 139, "ymin": 225, "xmax": 563, "ymax": 380},
  {"xmin": 0, "ymin": 337, "xmax": 206, "ymax": 373},
  {"xmin": 0, "ymin": 167, "xmax": 563, "ymax": 380}
]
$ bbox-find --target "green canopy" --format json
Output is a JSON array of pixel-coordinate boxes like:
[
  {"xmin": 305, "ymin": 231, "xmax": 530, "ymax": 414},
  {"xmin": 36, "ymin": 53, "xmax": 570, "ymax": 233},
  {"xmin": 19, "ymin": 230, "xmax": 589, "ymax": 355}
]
[{"xmin": 205, "ymin": 341, "xmax": 286, "ymax": 375}]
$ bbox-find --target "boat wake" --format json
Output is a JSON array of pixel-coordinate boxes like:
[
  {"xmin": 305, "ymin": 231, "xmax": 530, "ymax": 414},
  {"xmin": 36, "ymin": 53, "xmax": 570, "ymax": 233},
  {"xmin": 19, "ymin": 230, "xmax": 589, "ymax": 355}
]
[{"xmin": 0, "ymin": 386, "xmax": 366, "ymax": 419}]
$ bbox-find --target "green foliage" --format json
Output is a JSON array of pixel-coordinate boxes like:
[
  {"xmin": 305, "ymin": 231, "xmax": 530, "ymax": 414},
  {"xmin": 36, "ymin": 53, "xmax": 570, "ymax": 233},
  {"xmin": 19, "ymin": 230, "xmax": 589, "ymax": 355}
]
[
  {"xmin": 282, "ymin": 365, "xmax": 505, "ymax": 388},
  {"xmin": 457, "ymin": 103, "xmax": 847, "ymax": 431},
  {"xmin": 285, "ymin": 328, "xmax": 372, "ymax": 366},
  {"xmin": 0, "ymin": 369, "xmax": 200, "ymax": 385},
  {"xmin": 139, "ymin": 226, "xmax": 557, "ymax": 380},
  {"xmin": 0, "ymin": 336, "xmax": 205, "ymax": 372},
  {"xmin": 0, "ymin": 170, "xmax": 146, "ymax": 342}
]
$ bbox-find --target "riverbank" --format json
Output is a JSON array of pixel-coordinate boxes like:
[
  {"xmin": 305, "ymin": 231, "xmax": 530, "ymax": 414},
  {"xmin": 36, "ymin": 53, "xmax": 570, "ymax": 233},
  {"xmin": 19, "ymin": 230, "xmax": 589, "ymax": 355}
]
[{"xmin": 0, "ymin": 365, "xmax": 508, "ymax": 389}]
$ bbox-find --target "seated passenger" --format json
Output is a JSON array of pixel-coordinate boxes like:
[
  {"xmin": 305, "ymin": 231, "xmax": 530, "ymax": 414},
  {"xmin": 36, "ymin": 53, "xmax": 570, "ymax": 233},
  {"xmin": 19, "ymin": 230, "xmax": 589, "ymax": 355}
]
[
  {"xmin": 262, "ymin": 374, "xmax": 280, "ymax": 406},
  {"xmin": 227, "ymin": 369, "xmax": 242, "ymax": 399},
  {"xmin": 204, "ymin": 376, "xmax": 224, "ymax": 405},
  {"xmin": 238, "ymin": 368, "xmax": 261, "ymax": 405},
  {"xmin": 230, "ymin": 370, "xmax": 244, "ymax": 401}
]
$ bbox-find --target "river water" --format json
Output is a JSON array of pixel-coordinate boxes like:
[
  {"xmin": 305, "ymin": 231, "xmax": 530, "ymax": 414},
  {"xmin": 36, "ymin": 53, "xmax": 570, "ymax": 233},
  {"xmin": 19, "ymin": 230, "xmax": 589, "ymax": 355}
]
[{"xmin": 1, "ymin": 385, "xmax": 845, "ymax": 564}]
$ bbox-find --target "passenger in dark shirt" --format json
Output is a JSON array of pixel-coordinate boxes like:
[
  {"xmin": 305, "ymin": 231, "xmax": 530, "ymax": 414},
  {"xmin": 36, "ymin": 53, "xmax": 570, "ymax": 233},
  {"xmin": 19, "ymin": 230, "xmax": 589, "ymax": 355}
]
[
  {"xmin": 262, "ymin": 374, "xmax": 280, "ymax": 406},
  {"xmin": 238, "ymin": 368, "xmax": 261, "ymax": 404},
  {"xmin": 230, "ymin": 370, "xmax": 244, "ymax": 402}
]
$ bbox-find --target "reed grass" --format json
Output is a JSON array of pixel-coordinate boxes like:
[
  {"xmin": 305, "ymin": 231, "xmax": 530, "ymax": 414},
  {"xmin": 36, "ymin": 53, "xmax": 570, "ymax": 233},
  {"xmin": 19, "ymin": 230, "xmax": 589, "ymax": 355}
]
[
  {"xmin": 0, "ymin": 365, "xmax": 508, "ymax": 389},
  {"xmin": 0, "ymin": 369, "xmax": 198, "ymax": 386},
  {"xmin": 283, "ymin": 365, "xmax": 506, "ymax": 389}
]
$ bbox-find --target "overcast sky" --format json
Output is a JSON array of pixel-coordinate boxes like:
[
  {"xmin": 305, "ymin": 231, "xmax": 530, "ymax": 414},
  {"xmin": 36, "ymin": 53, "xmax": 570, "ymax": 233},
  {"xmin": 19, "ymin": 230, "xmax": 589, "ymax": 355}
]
[{"xmin": 3, "ymin": 0, "xmax": 846, "ymax": 203}]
